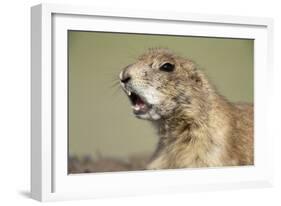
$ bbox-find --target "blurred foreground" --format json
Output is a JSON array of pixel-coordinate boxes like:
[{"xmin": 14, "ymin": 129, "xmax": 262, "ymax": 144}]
[{"xmin": 68, "ymin": 154, "xmax": 151, "ymax": 174}]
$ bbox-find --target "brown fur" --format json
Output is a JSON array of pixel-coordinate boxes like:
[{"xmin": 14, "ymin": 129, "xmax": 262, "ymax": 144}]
[{"xmin": 120, "ymin": 48, "xmax": 253, "ymax": 169}]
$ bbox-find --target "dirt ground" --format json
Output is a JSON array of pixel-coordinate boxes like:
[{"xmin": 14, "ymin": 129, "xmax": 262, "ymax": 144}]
[{"xmin": 68, "ymin": 154, "xmax": 151, "ymax": 174}]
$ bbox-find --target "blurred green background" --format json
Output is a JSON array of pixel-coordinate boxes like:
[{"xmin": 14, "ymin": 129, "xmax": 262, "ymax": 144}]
[{"xmin": 68, "ymin": 31, "xmax": 253, "ymax": 160}]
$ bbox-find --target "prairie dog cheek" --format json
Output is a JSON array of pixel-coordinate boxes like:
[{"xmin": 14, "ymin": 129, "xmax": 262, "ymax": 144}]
[
  {"xmin": 138, "ymin": 86, "xmax": 164, "ymax": 105},
  {"xmin": 157, "ymin": 100, "xmax": 178, "ymax": 116}
]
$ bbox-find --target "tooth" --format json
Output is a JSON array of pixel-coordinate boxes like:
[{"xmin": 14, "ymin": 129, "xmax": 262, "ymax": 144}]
[
  {"xmin": 133, "ymin": 105, "xmax": 140, "ymax": 111},
  {"xmin": 128, "ymin": 91, "xmax": 131, "ymax": 96}
]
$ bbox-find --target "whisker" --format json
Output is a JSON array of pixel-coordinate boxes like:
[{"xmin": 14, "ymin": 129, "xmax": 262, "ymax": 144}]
[
  {"xmin": 109, "ymin": 81, "xmax": 121, "ymax": 89},
  {"xmin": 109, "ymin": 84, "xmax": 122, "ymax": 98}
]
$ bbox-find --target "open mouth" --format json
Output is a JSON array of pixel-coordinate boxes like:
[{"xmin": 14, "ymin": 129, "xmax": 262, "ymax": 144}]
[{"xmin": 127, "ymin": 91, "xmax": 151, "ymax": 115}]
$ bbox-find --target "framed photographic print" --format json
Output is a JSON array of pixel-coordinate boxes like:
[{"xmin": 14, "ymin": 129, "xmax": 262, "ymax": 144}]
[{"xmin": 31, "ymin": 3, "xmax": 274, "ymax": 201}]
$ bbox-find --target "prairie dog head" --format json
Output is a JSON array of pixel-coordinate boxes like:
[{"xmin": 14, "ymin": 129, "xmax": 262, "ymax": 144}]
[{"xmin": 119, "ymin": 48, "xmax": 208, "ymax": 121}]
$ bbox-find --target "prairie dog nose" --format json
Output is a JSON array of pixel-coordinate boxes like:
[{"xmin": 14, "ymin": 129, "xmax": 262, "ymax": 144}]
[
  {"xmin": 121, "ymin": 76, "xmax": 131, "ymax": 84},
  {"xmin": 119, "ymin": 67, "xmax": 132, "ymax": 84}
]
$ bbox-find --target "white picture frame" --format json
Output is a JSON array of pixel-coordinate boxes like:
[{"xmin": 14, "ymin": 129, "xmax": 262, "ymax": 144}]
[{"xmin": 31, "ymin": 3, "xmax": 274, "ymax": 202}]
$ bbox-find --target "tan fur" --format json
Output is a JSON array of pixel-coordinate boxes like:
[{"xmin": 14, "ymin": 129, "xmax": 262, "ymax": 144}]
[{"xmin": 120, "ymin": 48, "xmax": 253, "ymax": 169}]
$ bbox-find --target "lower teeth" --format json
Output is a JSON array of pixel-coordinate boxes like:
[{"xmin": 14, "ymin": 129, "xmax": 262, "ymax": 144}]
[
  {"xmin": 132, "ymin": 105, "xmax": 141, "ymax": 111},
  {"xmin": 132, "ymin": 104, "xmax": 147, "ymax": 112}
]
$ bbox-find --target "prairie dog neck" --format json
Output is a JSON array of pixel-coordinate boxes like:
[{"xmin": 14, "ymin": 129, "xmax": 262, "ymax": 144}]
[{"xmin": 148, "ymin": 93, "xmax": 234, "ymax": 169}]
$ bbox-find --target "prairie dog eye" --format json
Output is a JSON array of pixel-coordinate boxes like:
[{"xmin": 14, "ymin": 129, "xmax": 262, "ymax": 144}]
[{"xmin": 159, "ymin": 63, "xmax": 175, "ymax": 72}]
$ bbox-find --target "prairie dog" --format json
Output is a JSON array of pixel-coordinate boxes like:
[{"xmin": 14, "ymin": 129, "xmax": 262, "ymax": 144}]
[{"xmin": 119, "ymin": 48, "xmax": 253, "ymax": 169}]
